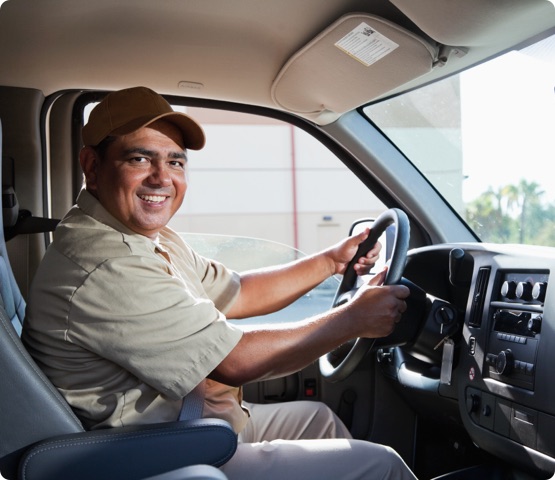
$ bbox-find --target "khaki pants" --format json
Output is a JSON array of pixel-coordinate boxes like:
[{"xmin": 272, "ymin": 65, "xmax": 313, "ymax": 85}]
[{"xmin": 220, "ymin": 400, "xmax": 417, "ymax": 480}]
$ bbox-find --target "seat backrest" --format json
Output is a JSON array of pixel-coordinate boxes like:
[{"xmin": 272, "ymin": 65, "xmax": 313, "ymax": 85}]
[
  {"xmin": 1, "ymin": 156, "xmax": 25, "ymax": 334},
  {"xmin": 0, "ymin": 118, "xmax": 85, "ymax": 480}
]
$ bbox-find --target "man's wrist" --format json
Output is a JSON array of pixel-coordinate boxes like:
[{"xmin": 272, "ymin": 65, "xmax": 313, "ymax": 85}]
[{"xmin": 317, "ymin": 249, "xmax": 338, "ymax": 277}]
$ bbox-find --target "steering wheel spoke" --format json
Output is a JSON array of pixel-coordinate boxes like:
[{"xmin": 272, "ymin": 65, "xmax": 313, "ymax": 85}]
[{"xmin": 334, "ymin": 289, "xmax": 357, "ymax": 307}]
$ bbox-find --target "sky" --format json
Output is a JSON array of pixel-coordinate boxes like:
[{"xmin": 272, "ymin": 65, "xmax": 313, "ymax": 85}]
[{"xmin": 460, "ymin": 38, "xmax": 555, "ymax": 203}]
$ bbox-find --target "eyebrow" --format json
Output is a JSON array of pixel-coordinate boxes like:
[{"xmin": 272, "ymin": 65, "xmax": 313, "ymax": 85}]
[{"xmin": 123, "ymin": 147, "xmax": 188, "ymax": 160}]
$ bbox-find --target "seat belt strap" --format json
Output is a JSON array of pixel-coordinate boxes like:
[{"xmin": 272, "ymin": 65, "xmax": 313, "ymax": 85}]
[
  {"xmin": 4, "ymin": 211, "xmax": 60, "ymax": 241},
  {"xmin": 179, "ymin": 379, "xmax": 206, "ymax": 421}
]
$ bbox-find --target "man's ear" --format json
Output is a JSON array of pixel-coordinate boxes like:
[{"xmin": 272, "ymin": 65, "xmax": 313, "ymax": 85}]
[{"xmin": 79, "ymin": 146, "xmax": 99, "ymax": 192}]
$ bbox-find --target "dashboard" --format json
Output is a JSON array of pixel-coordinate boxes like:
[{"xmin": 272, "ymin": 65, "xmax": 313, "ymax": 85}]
[{"xmin": 389, "ymin": 243, "xmax": 555, "ymax": 478}]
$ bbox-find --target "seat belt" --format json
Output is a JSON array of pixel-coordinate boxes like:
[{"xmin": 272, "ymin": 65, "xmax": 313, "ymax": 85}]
[
  {"xmin": 149, "ymin": 241, "xmax": 206, "ymax": 422},
  {"xmin": 2, "ymin": 183, "xmax": 59, "ymax": 241},
  {"xmin": 3, "ymin": 208, "xmax": 60, "ymax": 241},
  {"xmin": 179, "ymin": 379, "xmax": 206, "ymax": 421}
]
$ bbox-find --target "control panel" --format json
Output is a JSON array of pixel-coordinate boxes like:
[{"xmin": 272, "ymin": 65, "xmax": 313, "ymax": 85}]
[
  {"xmin": 455, "ymin": 253, "xmax": 555, "ymax": 475},
  {"xmin": 498, "ymin": 273, "xmax": 548, "ymax": 304},
  {"xmin": 484, "ymin": 271, "xmax": 548, "ymax": 391}
]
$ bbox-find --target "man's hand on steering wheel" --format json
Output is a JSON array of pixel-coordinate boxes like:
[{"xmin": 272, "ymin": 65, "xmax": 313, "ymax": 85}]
[
  {"xmin": 323, "ymin": 228, "xmax": 382, "ymax": 276},
  {"xmin": 348, "ymin": 267, "xmax": 410, "ymax": 338}
]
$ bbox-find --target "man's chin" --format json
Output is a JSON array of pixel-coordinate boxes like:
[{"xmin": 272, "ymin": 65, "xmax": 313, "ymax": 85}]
[{"xmin": 130, "ymin": 217, "xmax": 171, "ymax": 238}]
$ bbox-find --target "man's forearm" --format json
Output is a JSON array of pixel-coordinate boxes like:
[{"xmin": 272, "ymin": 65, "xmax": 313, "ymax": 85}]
[
  {"xmin": 212, "ymin": 271, "xmax": 408, "ymax": 386},
  {"xmin": 227, "ymin": 251, "xmax": 334, "ymax": 319},
  {"xmin": 210, "ymin": 305, "xmax": 353, "ymax": 386}
]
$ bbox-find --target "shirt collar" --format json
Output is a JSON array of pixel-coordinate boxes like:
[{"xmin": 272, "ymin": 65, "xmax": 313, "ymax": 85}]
[
  {"xmin": 76, "ymin": 189, "xmax": 173, "ymax": 250},
  {"xmin": 79, "ymin": 187, "xmax": 167, "ymax": 240}
]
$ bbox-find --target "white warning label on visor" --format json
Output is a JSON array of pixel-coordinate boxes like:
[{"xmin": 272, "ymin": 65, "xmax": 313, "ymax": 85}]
[{"xmin": 335, "ymin": 22, "xmax": 399, "ymax": 67}]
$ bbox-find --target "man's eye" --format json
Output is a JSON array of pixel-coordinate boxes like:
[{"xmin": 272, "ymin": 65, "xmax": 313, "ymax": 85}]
[
  {"xmin": 169, "ymin": 160, "xmax": 185, "ymax": 168},
  {"xmin": 130, "ymin": 157, "xmax": 148, "ymax": 163}
]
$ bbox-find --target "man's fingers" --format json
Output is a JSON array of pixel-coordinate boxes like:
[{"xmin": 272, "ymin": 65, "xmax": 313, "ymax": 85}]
[{"xmin": 368, "ymin": 266, "xmax": 388, "ymax": 286}]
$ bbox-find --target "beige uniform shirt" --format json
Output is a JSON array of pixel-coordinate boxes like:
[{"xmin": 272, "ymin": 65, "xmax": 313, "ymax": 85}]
[{"xmin": 22, "ymin": 190, "xmax": 248, "ymax": 432}]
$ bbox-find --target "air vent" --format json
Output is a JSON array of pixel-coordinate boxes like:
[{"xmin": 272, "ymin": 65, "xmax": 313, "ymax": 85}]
[{"xmin": 468, "ymin": 267, "xmax": 490, "ymax": 327}]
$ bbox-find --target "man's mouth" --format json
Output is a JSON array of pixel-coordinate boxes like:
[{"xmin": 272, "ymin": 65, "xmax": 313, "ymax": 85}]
[{"xmin": 139, "ymin": 194, "xmax": 168, "ymax": 203}]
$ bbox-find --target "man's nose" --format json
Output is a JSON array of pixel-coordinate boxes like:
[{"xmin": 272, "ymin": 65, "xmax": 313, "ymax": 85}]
[{"xmin": 148, "ymin": 164, "xmax": 172, "ymax": 187}]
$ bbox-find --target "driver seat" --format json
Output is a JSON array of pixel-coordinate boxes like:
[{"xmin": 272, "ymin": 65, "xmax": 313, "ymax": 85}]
[{"xmin": 0, "ymin": 118, "xmax": 236, "ymax": 480}]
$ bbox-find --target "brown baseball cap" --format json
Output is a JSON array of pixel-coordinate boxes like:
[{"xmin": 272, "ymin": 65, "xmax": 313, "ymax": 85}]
[{"xmin": 82, "ymin": 86, "xmax": 205, "ymax": 150}]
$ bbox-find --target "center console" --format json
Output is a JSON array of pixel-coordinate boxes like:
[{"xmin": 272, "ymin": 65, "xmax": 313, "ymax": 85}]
[
  {"xmin": 483, "ymin": 272, "xmax": 547, "ymax": 391},
  {"xmin": 459, "ymin": 256, "xmax": 555, "ymax": 478}
]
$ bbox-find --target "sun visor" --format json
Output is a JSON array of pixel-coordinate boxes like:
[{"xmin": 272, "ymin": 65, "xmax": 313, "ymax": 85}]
[{"xmin": 271, "ymin": 14, "xmax": 437, "ymax": 119}]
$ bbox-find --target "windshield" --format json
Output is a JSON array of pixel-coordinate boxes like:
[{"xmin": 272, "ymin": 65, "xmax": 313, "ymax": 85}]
[{"xmin": 364, "ymin": 33, "xmax": 555, "ymax": 246}]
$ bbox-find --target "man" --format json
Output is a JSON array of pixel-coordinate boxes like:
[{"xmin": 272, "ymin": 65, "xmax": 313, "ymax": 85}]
[{"xmin": 22, "ymin": 87, "xmax": 415, "ymax": 479}]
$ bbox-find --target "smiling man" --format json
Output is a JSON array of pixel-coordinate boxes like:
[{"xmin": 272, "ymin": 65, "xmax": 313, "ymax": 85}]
[
  {"xmin": 80, "ymin": 120, "xmax": 189, "ymax": 239},
  {"xmin": 22, "ymin": 86, "xmax": 416, "ymax": 479}
]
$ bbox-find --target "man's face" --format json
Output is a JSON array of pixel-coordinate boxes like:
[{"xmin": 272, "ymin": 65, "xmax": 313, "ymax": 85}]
[{"xmin": 82, "ymin": 120, "xmax": 188, "ymax": 239}]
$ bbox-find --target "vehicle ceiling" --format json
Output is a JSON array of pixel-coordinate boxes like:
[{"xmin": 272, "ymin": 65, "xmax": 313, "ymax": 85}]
[{"xmin": 0, "ymin": 0, "xmax": 554, "ymax": 124}]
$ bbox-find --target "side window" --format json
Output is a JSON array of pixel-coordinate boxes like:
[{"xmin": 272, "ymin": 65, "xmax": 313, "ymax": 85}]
[
  {"xmin": 169, "ymin": 108, "xmax": 385, "ymax": 256},
  {"xmin": 171, "ymin": 109, "xmax": 386, "ymax": 324}
]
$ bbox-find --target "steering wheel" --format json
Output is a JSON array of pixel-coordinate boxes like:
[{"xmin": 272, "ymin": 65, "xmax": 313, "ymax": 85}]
[{"xmin": 319, "ymin": 208, "xmax": 410, "ymax": 383}]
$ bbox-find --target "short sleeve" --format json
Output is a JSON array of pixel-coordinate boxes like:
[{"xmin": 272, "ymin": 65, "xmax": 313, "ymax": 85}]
[
  {"xmin": 158, "ymin": 229, "xmax": 242, "ymax": 314},
  {"xmin": 67, "ymin": 254, "xmax": 243, "ymax": 400}
]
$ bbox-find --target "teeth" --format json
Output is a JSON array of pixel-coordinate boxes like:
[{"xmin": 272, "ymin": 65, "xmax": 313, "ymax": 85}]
[{"xmin": 140, "ymin": 195, "xmax": 166, "ymax": 203}]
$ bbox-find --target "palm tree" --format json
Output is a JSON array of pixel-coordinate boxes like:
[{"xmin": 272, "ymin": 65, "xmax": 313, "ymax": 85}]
[
  {"xmin": 465, "ymin": 181, "xmax": 545, "ymax": 244},
  {"xmin": 516, "ymin": 180, "xmax": 544, "ymax": 244}
]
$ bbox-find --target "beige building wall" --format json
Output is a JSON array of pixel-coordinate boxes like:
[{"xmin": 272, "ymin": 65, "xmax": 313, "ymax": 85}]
[{"xmin": 169, "ymin": 108, "xmax": 385, "ymax": 255}]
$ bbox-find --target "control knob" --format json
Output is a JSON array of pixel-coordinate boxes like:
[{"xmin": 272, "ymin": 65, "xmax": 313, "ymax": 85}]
[
  {"xmin": 496, "ymin": 349, "xmax": 514, "ymax": 375},
  {"xmin": 532, "ymin": 282, "xmax": 547, "ymax": 302},
  {"xmin": 501, "ymin": 281, "xmax": 517, "ymax": 299},
  {"xmin": 466, "ymin": 393, "xmax": 480, "ymax": 414},
  {"xmin": 516, "ymin": 281, "xmax": 533, "ymax": 301},
  {"xmin": 528, "ymin": 315, "xmax": 542, "ymax": 334}
]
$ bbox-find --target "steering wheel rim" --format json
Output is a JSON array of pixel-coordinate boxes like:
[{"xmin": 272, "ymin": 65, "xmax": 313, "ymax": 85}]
[{"xmin": 319, "ymin": 208, "xmax": 410, "ymax": 383}]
